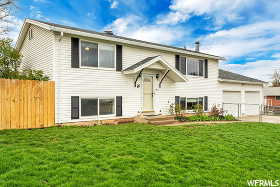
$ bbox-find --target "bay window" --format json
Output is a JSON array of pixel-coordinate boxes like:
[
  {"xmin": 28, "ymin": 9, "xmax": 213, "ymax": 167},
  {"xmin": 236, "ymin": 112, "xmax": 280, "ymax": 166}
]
[{"xmin": 80, "ymin": 40, "xmax": 115, "ymax": 68}]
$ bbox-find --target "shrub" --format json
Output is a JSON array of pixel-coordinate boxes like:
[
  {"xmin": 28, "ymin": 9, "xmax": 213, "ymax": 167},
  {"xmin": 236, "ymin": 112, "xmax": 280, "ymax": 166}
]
[
  {"xmin": 209, "ymin": 105, "xmax": 224, "ymax": 117},
  {"xmin": 175, "ymin": 114, "xmax": 236, "ymax": 122},
  {"xmin": 168, "ymin": 103, "xmax": 175, "ymax": 115},
  {"xmin": 223, "ymin": 114, "xmax": 236, "ymax": 121},
  {"xmin": 175, "ymin": 104, "xmax": 184, "ymax": 117},
  {"xmin": 20, "ymin": 69, "xmax": 49, "ymax": 81},
  {"xmin": 194, "ymin": 104, "xmax": 203, "ymax": 115}
]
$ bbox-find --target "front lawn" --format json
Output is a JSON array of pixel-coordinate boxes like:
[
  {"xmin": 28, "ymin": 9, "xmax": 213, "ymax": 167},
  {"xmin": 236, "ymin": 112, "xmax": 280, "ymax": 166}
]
[{"xmin": 0, "ymin": 123, "xmax": 280, "ymax": 186}]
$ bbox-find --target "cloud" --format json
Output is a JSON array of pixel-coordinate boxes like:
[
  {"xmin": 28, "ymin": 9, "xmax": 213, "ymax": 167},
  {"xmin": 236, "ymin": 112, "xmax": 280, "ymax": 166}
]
[
  {"xmin": 110, "ymin": 0, "xmax": 118, "ymax": 9},
  {"xmin": 29, "ymin": 5, "xmax": 49, "ymax": 21},
  {"xmin": 221, "ymin": 59, "xmax": 280, "ymax": 82},
  {"xmin": 157, "ymin": 0, "xmax": 280, "ymax": 26},
  {"xmin": 107, "ymin": 0, "xmax": 118, "ymax": 9},
  {"xmin": 106, "ymin": 15, "xmax": 186, "ymax": 44},
  {"xmin": 200, "ymin": 21, "xmax": 280, "ymax": 58}
]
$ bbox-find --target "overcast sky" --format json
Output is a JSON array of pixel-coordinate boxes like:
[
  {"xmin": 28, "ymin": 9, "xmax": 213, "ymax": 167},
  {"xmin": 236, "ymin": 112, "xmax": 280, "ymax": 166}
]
[{"xmin": 3, "ymin": 0, "xmax": 280, "ymax": 81}]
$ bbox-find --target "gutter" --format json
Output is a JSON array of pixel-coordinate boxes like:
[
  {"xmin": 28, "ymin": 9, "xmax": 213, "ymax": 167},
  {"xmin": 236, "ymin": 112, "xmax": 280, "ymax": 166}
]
[{"xmin": 218, "ymin": 79, "xmax": 264, "ymax": 85}]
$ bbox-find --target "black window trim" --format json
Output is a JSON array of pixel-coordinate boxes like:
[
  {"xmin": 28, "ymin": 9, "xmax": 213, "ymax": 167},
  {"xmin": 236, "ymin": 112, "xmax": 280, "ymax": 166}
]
[{"xmin": 79, "ymin": 39, "xmax": 116, "ymax": 70}]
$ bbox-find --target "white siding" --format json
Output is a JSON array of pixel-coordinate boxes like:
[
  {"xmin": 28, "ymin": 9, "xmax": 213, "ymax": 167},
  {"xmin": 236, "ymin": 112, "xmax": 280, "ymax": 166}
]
[
  {"xmin": 20, "ymin": 25, "xmax": 54, "ymax": 79},
  {"xmin": 54, "ymin": 35, "xmax": 221, "ymax": 123}
]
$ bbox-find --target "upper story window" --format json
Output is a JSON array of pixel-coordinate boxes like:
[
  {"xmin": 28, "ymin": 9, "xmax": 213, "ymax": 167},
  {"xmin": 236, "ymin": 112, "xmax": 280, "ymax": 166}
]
[
  {"xmin": 187, "ymin": 58, "xmax": 204, "ymax": 76},
  {"xmin": 80, "ymin": 40, "xmax": 115, "ymax": 69},
  {"xmin": 177, "ymin": 56, "xmax": 205, "ymax": 77},
  {"xmin": 276, "ymin": 96, "xmax": 280, "ymax": 101}
]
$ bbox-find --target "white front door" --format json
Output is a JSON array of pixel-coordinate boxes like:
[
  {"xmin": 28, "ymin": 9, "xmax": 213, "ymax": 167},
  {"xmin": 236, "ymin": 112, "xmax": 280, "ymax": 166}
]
[{"xmin": 143, "ymin": 75, "xmax": 154, "ymax": 111}]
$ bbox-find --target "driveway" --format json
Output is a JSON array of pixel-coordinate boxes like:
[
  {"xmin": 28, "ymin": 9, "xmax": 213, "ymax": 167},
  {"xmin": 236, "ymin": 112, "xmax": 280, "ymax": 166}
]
[{"xmin": 240, "ymin": 115, "xmax": 280, "ymax": 123}]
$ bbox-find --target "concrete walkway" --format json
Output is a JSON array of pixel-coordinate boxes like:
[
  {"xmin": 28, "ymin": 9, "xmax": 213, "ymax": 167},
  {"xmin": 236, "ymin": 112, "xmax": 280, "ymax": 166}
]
[{"xmin": 239, "ymin": 115, "xmax": 280, "ymax": 124}]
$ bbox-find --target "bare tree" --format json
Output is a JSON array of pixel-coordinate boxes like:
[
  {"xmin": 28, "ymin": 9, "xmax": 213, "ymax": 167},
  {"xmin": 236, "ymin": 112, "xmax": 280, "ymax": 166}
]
[
  {"xmin": 272, "ymin": 70, "xmax": 280, "ymax": 87},
  {"xmin": 0, "ymin": 0, "xmax": 16, "ymax": 35}
]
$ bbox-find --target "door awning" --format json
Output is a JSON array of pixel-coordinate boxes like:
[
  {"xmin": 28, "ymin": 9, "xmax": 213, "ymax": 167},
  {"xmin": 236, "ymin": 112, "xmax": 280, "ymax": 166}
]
[{"xmin": 123, "ymin": 56, "xmax": 188, "ymax": 82}]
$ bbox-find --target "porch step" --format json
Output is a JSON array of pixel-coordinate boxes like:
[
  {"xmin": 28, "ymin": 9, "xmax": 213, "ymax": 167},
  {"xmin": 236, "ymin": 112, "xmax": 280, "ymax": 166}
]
[{"xmin": 150, "ymin": 119, "xmax": 179, "ymax": 125}]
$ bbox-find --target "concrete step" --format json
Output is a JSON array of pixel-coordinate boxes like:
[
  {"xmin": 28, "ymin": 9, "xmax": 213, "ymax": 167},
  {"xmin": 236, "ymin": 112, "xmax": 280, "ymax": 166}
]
[{"xmin": 150, "ymin": 119, "xmax": 178, "ymax": 125}]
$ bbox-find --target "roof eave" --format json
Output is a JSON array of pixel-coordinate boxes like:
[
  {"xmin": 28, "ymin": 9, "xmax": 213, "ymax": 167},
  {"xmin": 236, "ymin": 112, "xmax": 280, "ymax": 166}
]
[
  {"xmin": 18, "ymin": 19, "xmax": 223, "ymax": 60},
  {"xmin": 15, "ymin": 19, "xmax": 54, "ymax": 50},
  {"xmin": 218, "ymin": 78, "xmax": 264, "ymax": 85}
]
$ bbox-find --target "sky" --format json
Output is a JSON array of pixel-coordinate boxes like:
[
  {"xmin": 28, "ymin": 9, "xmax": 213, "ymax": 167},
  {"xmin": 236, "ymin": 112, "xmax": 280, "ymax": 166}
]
[{"xmin": 3, "ymin": 0, "xmax": 280, "ymax": 82}]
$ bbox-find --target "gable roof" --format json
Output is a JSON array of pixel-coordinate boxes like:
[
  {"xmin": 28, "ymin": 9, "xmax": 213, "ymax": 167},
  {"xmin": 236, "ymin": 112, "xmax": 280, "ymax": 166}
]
[
  {"xmin": 124, "ymin": 56, "xmax": 159, "ymax": 71},
  {"xmin": 123, "ymin": 56, "xmax": 188, "ymax": 82},
  {"xmin": 16, "ymin": 19, "xmax": 224, "ymax": 60},
  {"xmin": 219, "ymin": 69, "xmax": 265, "ymax": 84}
]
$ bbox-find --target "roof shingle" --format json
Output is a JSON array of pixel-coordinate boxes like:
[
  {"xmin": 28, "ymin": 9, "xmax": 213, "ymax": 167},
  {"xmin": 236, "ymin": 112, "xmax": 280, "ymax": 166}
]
[{"xmin": 219, "ymin": 69, "xmax": 265, "ymax": 83}]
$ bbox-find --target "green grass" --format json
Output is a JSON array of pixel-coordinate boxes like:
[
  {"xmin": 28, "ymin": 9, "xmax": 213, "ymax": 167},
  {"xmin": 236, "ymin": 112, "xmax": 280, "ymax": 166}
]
[{"xmin": 0, "ymin": 122, "xmax": 280, "ymax": 186}]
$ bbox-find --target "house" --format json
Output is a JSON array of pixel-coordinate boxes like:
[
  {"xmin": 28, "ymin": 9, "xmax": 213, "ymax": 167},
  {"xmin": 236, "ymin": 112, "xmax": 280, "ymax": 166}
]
[
  {"xmin": 263, "ymin": 87, "xmax": 280, "ymax": 106},
  {"xmin": 15, "ymin": 19, "xmax": 265, "ymax": 123}
]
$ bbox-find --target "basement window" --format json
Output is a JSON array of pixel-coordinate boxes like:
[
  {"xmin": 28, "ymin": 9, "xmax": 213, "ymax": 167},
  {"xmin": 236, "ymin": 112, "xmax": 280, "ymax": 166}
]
[
  {"xmin": 80, "ymin": 97, "xmax": 115, "ymax": 117},
  {"xmin": 187, "ymin": 98, "xmax": 203, "ymax": 110}
]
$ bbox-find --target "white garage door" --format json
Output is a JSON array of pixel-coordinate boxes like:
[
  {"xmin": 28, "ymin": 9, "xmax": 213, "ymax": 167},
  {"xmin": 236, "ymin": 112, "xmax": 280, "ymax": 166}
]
[
  {"xmin": 245, "ymin": 91, "xmax": 260, "ymax": 115},
  {"xmin": 223, "ymin": 91, "xmax": 241, "ymax": 117}
]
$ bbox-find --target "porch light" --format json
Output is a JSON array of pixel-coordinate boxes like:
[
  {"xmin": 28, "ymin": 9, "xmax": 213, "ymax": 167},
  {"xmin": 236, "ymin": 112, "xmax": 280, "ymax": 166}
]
[{"xmin": 156, "ymin": 74, "xmax": 159, "ymax": 79}]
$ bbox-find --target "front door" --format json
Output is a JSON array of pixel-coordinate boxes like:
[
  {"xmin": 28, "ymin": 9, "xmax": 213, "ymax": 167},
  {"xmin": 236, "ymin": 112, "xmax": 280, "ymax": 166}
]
[{"xmin": 143, "ymin": 75, "xmax": 154, "ymax": 111}]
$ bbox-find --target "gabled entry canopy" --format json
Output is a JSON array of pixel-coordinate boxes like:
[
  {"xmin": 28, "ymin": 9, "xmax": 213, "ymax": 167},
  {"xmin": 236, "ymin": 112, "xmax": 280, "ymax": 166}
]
[{"xmin": 123, "ymin": 56, "xmax": 188, "ymax": 82}]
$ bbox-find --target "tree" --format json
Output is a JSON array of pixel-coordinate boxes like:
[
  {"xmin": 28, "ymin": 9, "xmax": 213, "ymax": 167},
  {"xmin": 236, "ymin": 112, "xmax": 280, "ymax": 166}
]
[
  {"xmin": 272, "ymin": 70, "xmax": 280, "ymax": 87},
  {"xmin": 0, "ymin": 38, "xmax": 21, "ymax": 78},
  {"xmin": 0, "ymin": 0, "xmax": 16, "ymax": 35},
  {"xmin": 0, "ymin": 38, "xmax": 49, "ymax": 80}
]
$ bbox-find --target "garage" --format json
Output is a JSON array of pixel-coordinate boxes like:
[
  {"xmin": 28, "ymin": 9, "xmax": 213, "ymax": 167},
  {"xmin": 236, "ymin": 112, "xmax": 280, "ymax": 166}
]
[
  {"xmin": 223, "ymin": 91, "xmax": 241, "ymax": 117},
  {"xmin": 245, "ymin": 91, "xmax": 260, "ymax": 115}
]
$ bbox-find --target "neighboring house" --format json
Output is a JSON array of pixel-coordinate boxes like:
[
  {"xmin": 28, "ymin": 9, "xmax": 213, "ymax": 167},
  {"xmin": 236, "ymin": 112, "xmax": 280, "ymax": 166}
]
[
  {"xmin": 16, "ymin": 19, "xmax": 265, "ymax": 123},
  {"xmin": 263, "ymin": 87, "xmax": 280, "ymax": 106}
]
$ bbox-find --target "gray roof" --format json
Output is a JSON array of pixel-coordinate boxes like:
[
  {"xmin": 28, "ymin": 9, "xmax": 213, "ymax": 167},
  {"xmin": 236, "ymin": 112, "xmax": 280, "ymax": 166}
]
[
  {"xmin": 29, "ymin": 19, "xmax": 222, "ymax": 59},
  {"xmin": 124, "ymin": 56, "xmax": 159, "ymax": 71},
  {"xmin": 219, "ymin": 69, "xmax": 265, "ymax": 83}
]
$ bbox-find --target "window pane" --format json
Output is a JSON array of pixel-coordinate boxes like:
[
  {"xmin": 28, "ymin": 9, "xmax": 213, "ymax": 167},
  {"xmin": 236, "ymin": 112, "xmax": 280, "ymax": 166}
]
[
  {"xmin": 180, "ymin": 57, "xmax": 186, "ymax": 74},
  {"xmin": 81, "ymin": 41, "xmax": 98, "ymax": 67},
  {"xmin": 99, "ymin": 99, "xmax": 114, "ymax": 115},
  {"xmin": 187, "ymin": 98, "xmax": 197, "ymax": 110},
  {"xmin": 81, "ymin": 98, "xmax": 98, "ymax": 116},
  {"xmin": 276, "ymin": 96, "xmax": 280, "ymax": 100},
  {"xmin": 180, "ymin": 97, "xmax": 186, "ymax": 110},
  {"xmin": 99, "ymin": 44, "xmax": 115, "ymax": 68},
  {"xmin": 187, "ymin": 59, "xmax": 199, "ymax": 76}
]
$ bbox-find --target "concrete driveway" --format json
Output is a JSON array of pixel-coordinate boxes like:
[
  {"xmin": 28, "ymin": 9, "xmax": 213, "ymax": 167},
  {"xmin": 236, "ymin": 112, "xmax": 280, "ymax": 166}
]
[{"xmin": 240, "ymin": 115, "xmax": 280, "ymax": 123}]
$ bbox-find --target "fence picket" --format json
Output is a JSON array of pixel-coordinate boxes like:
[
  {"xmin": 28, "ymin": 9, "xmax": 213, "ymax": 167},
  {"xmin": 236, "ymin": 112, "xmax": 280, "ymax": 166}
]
[{"xmin": 0, "ymin": 79, "xmax": 55, "ymax": 130}]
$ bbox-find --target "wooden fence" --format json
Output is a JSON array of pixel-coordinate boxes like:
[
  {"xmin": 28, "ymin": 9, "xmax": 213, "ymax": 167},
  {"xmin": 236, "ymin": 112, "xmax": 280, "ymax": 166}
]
[{"xmin": 0, "ymin": 79, "xmax": 55, "ymax": 130}]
